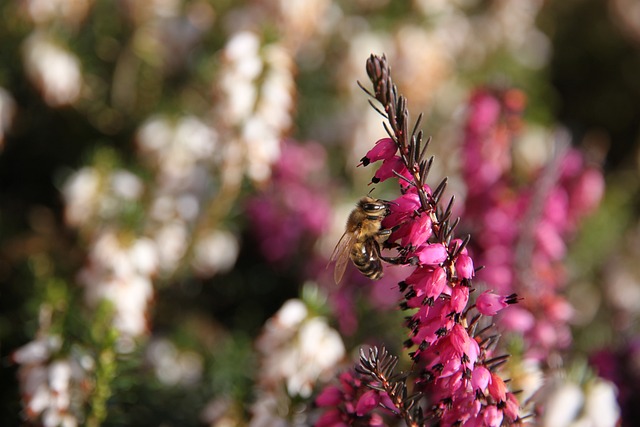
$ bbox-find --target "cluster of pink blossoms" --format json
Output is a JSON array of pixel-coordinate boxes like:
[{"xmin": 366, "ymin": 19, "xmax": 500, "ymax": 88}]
[
  {"xmin": 316, "ymin": 55, "xmax": 522, "ymax": 427},
  {"xmin": 460, "ymin": 88, "xmax": 604, "ymax": 359},
  {"xmin": 246, "ymin": 139, "xmax": 331, "ymax": 267}
]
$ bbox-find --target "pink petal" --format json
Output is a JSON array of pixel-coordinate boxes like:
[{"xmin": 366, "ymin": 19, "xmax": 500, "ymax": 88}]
[
  {"xmin": 416, "ymin": 244, "xmax": 448, "ymax": 265},
  {"xmin": 355, "ymin": 389, "xmax": 380, "ymax": 416},
  {"xmin": 361, "ymin": 137, "xmax": 397, "ymax": 166},
  {"xmin": 471, "ymin": 366, "xmax": 491, "ymax": 391},
  {"xmin": 476, "ymin": 291, "xmax": 509, "ymax": 316}
]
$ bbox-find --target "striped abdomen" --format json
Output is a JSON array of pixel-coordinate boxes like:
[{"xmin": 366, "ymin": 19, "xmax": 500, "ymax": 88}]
[{"xmin": 350, "ymin": 238, "xmax": 384, "ymax": 280}]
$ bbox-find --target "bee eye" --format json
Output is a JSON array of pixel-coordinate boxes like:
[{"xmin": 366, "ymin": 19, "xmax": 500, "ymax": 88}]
[{"xmin": 364, "ymin": 203, "xmax": 384, "ymax": 212}]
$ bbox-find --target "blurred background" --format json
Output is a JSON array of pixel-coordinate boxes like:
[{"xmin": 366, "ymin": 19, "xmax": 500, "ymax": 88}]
[{"xmin": 1, "ymin": 0, "xmax": 639, "ymax": 426}]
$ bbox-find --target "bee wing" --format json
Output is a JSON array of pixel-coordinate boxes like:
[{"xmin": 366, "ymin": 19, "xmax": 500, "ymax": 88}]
[{"xmin": 329, "ymin": 231, "xmax": 356, "ymax": 284}]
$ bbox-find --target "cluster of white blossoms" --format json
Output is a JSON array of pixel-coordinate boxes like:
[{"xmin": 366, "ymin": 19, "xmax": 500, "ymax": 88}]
[
  {"xmin": 78, "ymin": 230, "xmax": 159, "ymax": 342},
  {"xmin": 22, "ymin": 32, "xmax": 82, "ymax": 107},
  {"xmin": 216, "ymin": 31, "xmax": 295, "ymax": 184},
  {"xmin": 540, "ymin": 375, "xmax": 620, "ymax": 427},
  {"xmin": 249, "ymin": 298, "xmax": 345, "ymax": 425},
  {"xmin": 62, "ymin": 167, "xmax": 145, "ymax": 228},
  {"xmin": 20, "ymin": 0, "xmax": 93, "ymax": 27},
  {"xmin": 60, "ymin": 110, "xmax": 243, "ymax": 348},
  {"xmin": 146, "ymin": 338, "xmax": 204, "ymax": 387},
  {"xmin": 12, "ymin": 308, "xmax": 90, "ymax": 427},
  {"xmin": 136, "ymin": 114, "xmax": 240, "ymax": 276}
]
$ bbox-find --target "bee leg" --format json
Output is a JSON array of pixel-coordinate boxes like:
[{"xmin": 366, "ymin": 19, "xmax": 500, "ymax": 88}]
[
  {"xmin": 372, "ymin": 239, "xmax": 414, "ymax": 265},
  {"xmin": 375, "ymin": 228, "xmax": 393, "ymax": 244},
  {"xmin": 380, "ymin": 255, "xmax": 415, "ymax": 265}
]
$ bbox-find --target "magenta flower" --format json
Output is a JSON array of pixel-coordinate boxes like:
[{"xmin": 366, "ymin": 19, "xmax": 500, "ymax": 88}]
[
  {"xmin": 414, "ymin": 243, "xmax": 448, "ymax": 265},
  {"xmin": 476, "ymin": 291, "xmax": 518, "ymax": 316},
  {"xmin": 371, "ymin": 156, "xmax": 411, "ymax": 184},
  {"xmin": 355, "ymin": 389, "xmax": 381, "ymax": 416},
  {"xmin": 360, "ymin": 137, "xmax": 397, "ymax": 166},
  {"xmin": 315, "ymin": 369, "xmax": 393, "ymax": 426}
]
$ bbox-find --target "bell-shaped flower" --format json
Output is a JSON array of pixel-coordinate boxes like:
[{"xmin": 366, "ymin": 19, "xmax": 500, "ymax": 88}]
[
  {"xmin": 355, "ymin": 389, "xmax": 380, "ymax": 416},
  {"xmin": 471, "ymin": 365, "xmax": 492, "ymax": 392},
  {"xmin": 360, "ymin": 137, "xmax": 397, "ymax": 166},
  {"xmin": 415, "ymin": 243, "xmax": 448, "ymax": 266},
  {"xmin": 476, "ymin": 291, "xmax": 517, "ymax": 316},
  {"xmin": 405, "ymin": 265, "xmax": 447, "ymax": 300},
  {"xmin": 371, "ymin": 156, "xmax": 411, "ymax": 184}
]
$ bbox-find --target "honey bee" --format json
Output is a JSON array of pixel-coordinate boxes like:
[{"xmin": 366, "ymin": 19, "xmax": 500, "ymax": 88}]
[{"xmin": 330, "ymin": 197, "xmax": 394, "ymax": 284}]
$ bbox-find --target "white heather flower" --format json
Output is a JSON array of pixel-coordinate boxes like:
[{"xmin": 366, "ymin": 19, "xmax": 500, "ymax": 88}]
[
  {"xmin": 582, "ymin": 379, "xmax": 621, "ymax": 427},
  {"xmin": 221, "ymin": 32, "xmax": 262, "ymax": 123},
  {"xmin": 240, "ymin": 43, "xmax": 293, "ymax": 183},
  {"xmin": 504, "ymin": 358, "xmax": 544, "ymax": 408},
  {"xmin": 110, "ymin": 170, "xmax": 144, "ymax": 201},
  {"xmin": 146, "ymin": 338, "xmax": 204, "ymax": 387},
  {"xmin": 137, "ymin": 115, "xmax": 174, "ymax": 160},
  {"xmin": 22, "ymin": 0, "xmax": 93, "ymax": 27},
  {"xmin": 137, "ymin": 115, "xmax": 217, "ymax": 189},
  {"xmin": 13, "ymin": 335, "xmax": 62, "ymax": 365},
  {"xmin": 175, "ymin": 194, "xmax": 200, "ymax": 221},
  {"xmin": 192, "ymin": 230, "xmax": 240, "ymax": 277},
  {"xmin": 79, "ymin": 231, "xmax": 158, "ymax": 338},
  {"xmin": 274, "ymin": 0, "xmax": 333, "ymax": 48},
  {"xmin": 540, "ymin": 376, "xmax": 621, "ymax": 427},
  {"xmin": 224, "ymin": 31, "xmax": 262, "ymax": 76},
  {"xmin": 62, "ymin": 167, "xmax": 101, "ymax": 227},
  {"xmin": 242, "ymin": 117, "xmax": 281, "ymax": 183},
  {"xmin": 15, "ymin": 349, "xmax": 82, "ymax": 427},
  {"xmin": 541, "ymin": 380, "xmax": 584, "ymax": 427},
  {"xmin": 22, "ymin": 32, "xmax": 82, "ymax": 107},
  {"xmin": 174, "ymin": 116, "xmax": 218, "ymax": 161},
  {"xmin": 276, "ymin": 299, "xmax": 308, "ymax": 328},
  {"xmin": 254, "ymin": 299, "xmax": 345, "ymax": 399},
  {"xmin": 286, "ymin": 317, "xmax": 345, "ymax": 397},
  {"xmin": 153, "ymin": 220, "xmax": 188, "ymax": 274}
]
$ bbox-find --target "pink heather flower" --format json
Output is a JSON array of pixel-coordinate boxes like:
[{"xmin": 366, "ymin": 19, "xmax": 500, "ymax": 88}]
[
  {"xmin": 449, "ymin": 286, "xmax": 471, "ymax": 313},
  {"xmin": 383, "ymin": 192, "xmax": 421, "ymax": 225},
  {"xmin": 360, "ymin": 137, "xmax": 397, "ymax": 166},
  {"xmin": 415, "ymin": 243, "xmax": 448, "ymax": 265},
  {"xmin": 488, "ymin": 372, "xmax": 508, "ymax": 403},
  {"xmin": 472, "ymin": 365, "xmax": 492, "ymax": 391},
  {"xmin": 476, "ymin": 291, "xmax": 516, "ymax": 316},
  {"xmin": 316, "ymin": 385, "xmax": 343, "ymax": 407},
  {"xmin": 482, "ymin": 405, "xmax": 504, "ymax": 427},
  {"xmin": 504, "ymin": 393, "xmax": 520, "ymax": 420},
  {"xmin": 390, "ymin": 212, "xmax": 433, "ymax": 249},
  {"xmin": 314, "ymin": 370, "xmax": 394, "ymax": 426},
  {"xmin": 571, "ymin": 167, "xmax": 605, "ymax": 214},
  {"xmin": 355, "ymin": 389, "xmax": 380, "ymax": 416},
  {"xmin": 371, "ymin": 156, "xmax": 411, "ymax": 184},
  {"xmin": 455, "ymin": 254, "xmax": 474, "ymax": 279},
  {"xmin": 315, "ymin": 409, "xmax": 348, "ymax": 427},
  {"xmin": 499, "ymin": 306, "xmax": 536, "ymax": 332},
  {"xmin": 535, "ymin": 220, "xmax": 567, "ymax": 261},
  {"xmin": 424, "ymin": 324, "xmax": 480, "ymax": 375},
  {"xmin": 405, "ymin": 265, "xmax": 447, "ymax": 300}
]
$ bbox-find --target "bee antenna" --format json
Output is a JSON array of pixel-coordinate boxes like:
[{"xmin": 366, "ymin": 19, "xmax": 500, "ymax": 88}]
[{"xmin": 368, "ymin": 187, "xmax": 377, "ymax": 196}]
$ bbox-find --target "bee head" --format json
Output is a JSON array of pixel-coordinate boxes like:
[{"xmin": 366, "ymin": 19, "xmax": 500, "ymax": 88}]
[{"xmin": 359, "ymin": 196, "xmax": 389, "ymax": 217}]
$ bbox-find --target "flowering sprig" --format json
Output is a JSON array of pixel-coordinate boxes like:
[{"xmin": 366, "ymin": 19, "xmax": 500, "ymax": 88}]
[{"xmin": 316, "ymin": 55, "xmax": 522, "ymax": 426}]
